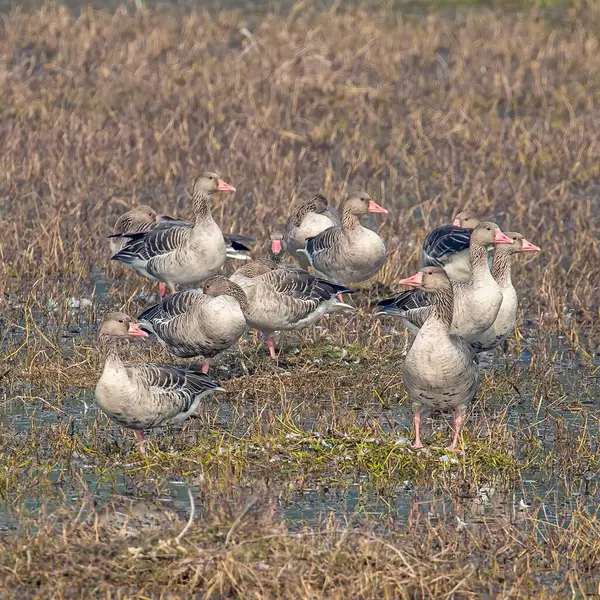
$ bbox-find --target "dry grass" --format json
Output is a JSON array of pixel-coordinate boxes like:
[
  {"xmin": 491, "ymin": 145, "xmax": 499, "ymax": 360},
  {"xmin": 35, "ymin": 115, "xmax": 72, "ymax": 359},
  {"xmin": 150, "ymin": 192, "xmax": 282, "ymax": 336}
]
[{"xmin": 0, "ymin": 0, "xmax": 599, "ymax": 596}]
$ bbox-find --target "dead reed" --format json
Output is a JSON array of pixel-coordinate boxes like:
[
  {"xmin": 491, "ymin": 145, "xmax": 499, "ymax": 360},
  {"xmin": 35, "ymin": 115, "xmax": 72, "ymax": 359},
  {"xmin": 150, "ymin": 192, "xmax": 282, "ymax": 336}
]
[{"xmin": 0, "ymin": 0, "xmax": 599, "ymax": 596}]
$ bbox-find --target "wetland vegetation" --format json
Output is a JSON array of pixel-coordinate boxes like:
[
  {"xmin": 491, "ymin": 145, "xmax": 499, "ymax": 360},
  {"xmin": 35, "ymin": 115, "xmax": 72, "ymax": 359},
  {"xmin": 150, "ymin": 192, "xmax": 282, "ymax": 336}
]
[{"xmin": 0, "ymin": 0, "xmax": 599, "ymax": 596}]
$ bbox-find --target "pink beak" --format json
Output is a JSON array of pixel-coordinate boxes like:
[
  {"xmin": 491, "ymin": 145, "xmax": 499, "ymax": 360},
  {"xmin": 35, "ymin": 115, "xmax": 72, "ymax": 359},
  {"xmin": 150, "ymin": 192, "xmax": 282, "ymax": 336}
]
[
  {"xmin": 399, "ymin": 272, "xmax": 424, "ymax": 288},
  {"xmin": 367, "ymin": 200, "xmax": 388, "ymax": 215},
  {"xmin": 271, "ymin": 239, "xmax": 282, "ymax": 254},
  {"xmin": 520, "ymin": 238, "xmax": 541, "ymax": 253},
  {"xmin": 452, "ymin": 217, "xmax": 461, "ymax": 227},
  {"xmin": 217, "ymin": 178, "xmax": 236, "ymax": 193},
  {"xmin": 128, "ymin": 323, "xmax": 149, "ymax": 338},
  {"xmin": 494, "ymin": 229, "xmax": 514, "ymax": 245}
]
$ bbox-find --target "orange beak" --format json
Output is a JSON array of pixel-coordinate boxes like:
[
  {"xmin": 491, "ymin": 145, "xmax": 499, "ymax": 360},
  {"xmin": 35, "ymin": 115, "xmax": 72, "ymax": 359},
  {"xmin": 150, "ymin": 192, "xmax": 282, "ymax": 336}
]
[
  {"xmin": 128, "ymin": 323, "xmax": 149, "ymax": 338},
  {"xmin": 399, "ymin": 272, "xmax": 424, "ymax": 288},
  {"xmin": 494, "ymin": 229, "xmax": 514, "ymax": 245},
  {"xmin": 217, "ymin": 178, "xmax": 236, "ymax": 193},
  {"xmin": 452, "ymin": 217, "xmax": 461, "ymax": 227},
  {"xmin": 520, "ymin": 238, "xmax": 541, "ymax": 253},
  {"xmin": 367, "ymin": 200, "xmax": 388, "ymax": 215},
  {"xmin": 271, "ymin": 239, "xmax": 282, "ymax": 254}
]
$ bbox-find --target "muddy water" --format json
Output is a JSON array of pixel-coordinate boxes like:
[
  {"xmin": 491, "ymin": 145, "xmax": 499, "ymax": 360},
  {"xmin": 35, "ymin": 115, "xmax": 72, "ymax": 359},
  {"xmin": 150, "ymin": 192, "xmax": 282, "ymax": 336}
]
[{"xmin": 1, "ymin": 289, "xmax": 599, "ymax": 535}]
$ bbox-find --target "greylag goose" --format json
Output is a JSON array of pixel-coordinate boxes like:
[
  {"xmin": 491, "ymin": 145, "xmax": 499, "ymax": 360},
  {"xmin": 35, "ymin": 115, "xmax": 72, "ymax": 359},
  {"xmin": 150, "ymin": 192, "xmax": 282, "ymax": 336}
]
[
  {"xmin": 155, "ymin": 214, "xmax": 254, "ymax": 260},
  {"xmin": 420, "ymin": 210, "xmax": 481, "ymax": 282},
  {"xmin": 230, "ymin": 260, "xmax": 354, "ymax": 360},
  {"xmin": 137, "ymin": 276, "xmax": 248, "ymax": 373},
  {"xmin": 111, "ymin": 173, "xmax": 236, "ymax": 298},
  {"xmin": 95, "ymin": 312, "xmax": 224, "ymax": 455},
  {"xmin": 402, "ymin": 267, "xmax": 480, "ymax": 450},
  {"xmin": 376, "ymin": 222, "xmax": 513, "ymax": 343},
  {"xmin": 110, "ymin": 204, "xmax": 159, "ymax": 256},
  {"xmin": 283, "ymin": 193, "xmax": 339, "ymax": 268},
  {"xmin": 471, "ymin": 232, "xmax": 541, "ymax": 353},
  {"xmin": 299, "ymin": 192, "xmax": 388, "ymax": 289}
]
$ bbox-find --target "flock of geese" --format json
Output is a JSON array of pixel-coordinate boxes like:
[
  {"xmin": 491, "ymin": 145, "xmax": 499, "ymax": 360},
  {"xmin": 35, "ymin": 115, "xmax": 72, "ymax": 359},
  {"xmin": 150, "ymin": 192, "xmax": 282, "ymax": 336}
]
[{"xmin": 96, "ymin": 172, "xmax": 540, "ymax": 454}]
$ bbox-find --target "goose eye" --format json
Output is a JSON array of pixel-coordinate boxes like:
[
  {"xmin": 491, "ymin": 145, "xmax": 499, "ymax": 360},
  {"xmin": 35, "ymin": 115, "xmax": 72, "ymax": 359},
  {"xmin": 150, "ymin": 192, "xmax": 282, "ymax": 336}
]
[{"xmin": 118, "ymin": 319, "xmax": 124, "ymax": 323}]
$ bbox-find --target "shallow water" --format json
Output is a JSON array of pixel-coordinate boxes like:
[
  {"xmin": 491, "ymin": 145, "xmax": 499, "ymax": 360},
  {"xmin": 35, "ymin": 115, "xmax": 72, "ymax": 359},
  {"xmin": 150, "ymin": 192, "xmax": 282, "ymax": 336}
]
[{"xmin": 2, "ymin": 292, "xmax": 599, "ymax": 536}]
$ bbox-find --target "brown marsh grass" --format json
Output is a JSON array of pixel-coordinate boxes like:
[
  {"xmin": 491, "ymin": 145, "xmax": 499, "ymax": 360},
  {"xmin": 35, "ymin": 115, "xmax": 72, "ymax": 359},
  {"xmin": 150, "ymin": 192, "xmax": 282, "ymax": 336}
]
[{"xmin": 0, "ymin": 1, "xmax": 599, "ymax": 596}]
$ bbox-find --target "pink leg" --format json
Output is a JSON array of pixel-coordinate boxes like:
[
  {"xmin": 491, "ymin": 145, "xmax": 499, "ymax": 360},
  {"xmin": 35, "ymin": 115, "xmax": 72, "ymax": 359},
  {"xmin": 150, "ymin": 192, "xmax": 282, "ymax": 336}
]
[
  {"xmin": 411, "ymin": 409, "xmax": 424, "ymax": 449},
  {"xmin": 135, "ymin": 430, "xmax": 147, "ymax": 456},
  {"xmin": 266, "ymin": 335, "xmax": 277, "ymax": 360},
  {"xmin": 447, "ymin": 411, "xmax": 465, "ymax": 451},
  {"xmin": 337, "ymin": 293, "xmax": 344, "ymax": 303},
  {"xmin": 159, "ymin": 282, "xmax": 166, "ymax": 300},
  {"xmin": 201, "ymin": 362, "xmax": 209, "ymax": 374}
]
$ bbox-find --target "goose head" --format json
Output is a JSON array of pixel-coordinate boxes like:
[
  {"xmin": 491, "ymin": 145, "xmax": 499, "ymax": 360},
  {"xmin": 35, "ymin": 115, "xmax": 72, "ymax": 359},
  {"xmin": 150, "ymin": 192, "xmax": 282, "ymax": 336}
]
[
  {"xmin": 452, "ymin": 210, "xmax": 480, "ymax": 228},
  {"xmin": 99, "ymin": 312, "xmax": 149, "ymax": 339},
  {"xmin": 470, "ymin": 222, "xmax": 513, "ymax": 249},
  {"xmin": 343, "ymin": 192, "xmax": 388, "ymax": 216}
]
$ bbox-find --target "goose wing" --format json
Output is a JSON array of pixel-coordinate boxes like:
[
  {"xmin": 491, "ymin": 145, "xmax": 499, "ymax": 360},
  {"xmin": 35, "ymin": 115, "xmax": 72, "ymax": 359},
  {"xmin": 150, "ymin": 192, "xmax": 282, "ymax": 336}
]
[
  {"xmin": 375, "ymin": 289, "xmax": 431, "ymax": 329},
  {"xmin": 421, "ymin": 225, "xmax": 472, "ymax": 267},
  {"xmin": 126, "ymin": 363, "xmax": 223, "ymax": 421},
  {"xmin": 138, "ymin": 290, "xmax": 205, "ymax": 328},
  {"xmin": 303, "ymin": 227, "xmax": 343, "ymax": 265},
  {"xmin": 111, "ymin": 226, "xmax": 191, "ymax": 267}
]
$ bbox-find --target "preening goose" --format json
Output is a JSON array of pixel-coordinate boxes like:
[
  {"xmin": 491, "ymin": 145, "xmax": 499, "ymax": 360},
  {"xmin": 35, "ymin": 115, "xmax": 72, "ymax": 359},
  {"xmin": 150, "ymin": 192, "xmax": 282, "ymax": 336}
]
[
  {"xmin": 377, "ymin": 222, "xmax": 513, "ymax": 344},
  {"xmin": 138, "ymin": 276, "xmax": 248, "ymax": 373},
  {"xmin": 471, "ymin": 232, "xmax": 541, "ymax": 353},
  {"xmin": 230, "ymin": 260, "xmax": 354, "ymax": 360},
  {"xmin": 420, "ymin": 210, "xmax": 481, "ymax": 282},
  {"xmin": 111, "ymin": 173, "xmax": 236, "ymax": 298},
  {"xmin": 110, "ymin": 205, "xmax": 159, "ymax": 256},
  {"xmin": 402, "ymin": 267, "xmax": 480, "ymax": 450},
  {"xmin": 299, "ymin": 192, "xmax": 388, "ymax": 287},
  {"xmin": 283, "ymin": 193, "xmax": 339, "ymax": 268},
  {"xmin": 95, "ymin": 312, "xmax": 224, "ymax": 455}
]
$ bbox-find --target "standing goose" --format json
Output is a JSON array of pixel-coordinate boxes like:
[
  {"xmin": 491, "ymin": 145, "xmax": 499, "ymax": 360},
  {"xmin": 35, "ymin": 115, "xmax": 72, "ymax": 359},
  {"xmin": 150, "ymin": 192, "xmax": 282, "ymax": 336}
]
[
  {"xmin": 471, "ymin": 232, "xmax": 541, "ymax": 353},
  {"xmin": 402, "ymin": 267, "xmax": 480, "ymax": 450},
  {"xmin": 376, "ymin": 222, "xmax": 513, "ymax": 344},
  {"xmin": 95, "ymin": 312, "xmax": 224, "ymax": 455},
  {"xmin": 111, "ymin": 208, "xmax": 253, "ymax": 261},
  {"xmin": 154, "ymin": 213, "xmax": 255, "ymax": 260},
  {"xmin": 420, "ymin": 210, "xmax": 481, "ymax": 282},
  {"xmin": 283, "ymin": 192, "xmax": 340, "ymax": 268},
  {"xmin": 299, "ymin": 192, "xmax": 388, "ymax": 289},
  {"xmin": 110, "ymin": 204, "xmax": 159, "ymax": 256},
  {"xmin": 111, "ymin": 173, "xmax": 236, "ymax": 298},
  {"xmin": 137, "ymin": 276, "xmax": 248, "ymax": 373},
  {"xmin": 230, "ymin": 260, "xmax": 354, "ymax": 359}
]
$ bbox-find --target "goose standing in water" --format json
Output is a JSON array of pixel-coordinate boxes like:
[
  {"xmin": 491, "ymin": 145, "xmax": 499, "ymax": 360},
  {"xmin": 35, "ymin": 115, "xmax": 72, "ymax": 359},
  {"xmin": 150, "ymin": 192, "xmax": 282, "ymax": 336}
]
[
  {"xmin": 230, "ymin": 260, "xmax": 354, "ymax": 360},
  {"xmin": 283, "ymin": 192, "xmax": 339, "ymax": 268},
  {"xmin": 401, "ymin": 268, "xmax": 480, "ymax": 450},
  {"xmin": 111, "ymin": 173, "xmax": 236, "ymax": 298},
  {"xmin": 95, "ymin": 312, "xmax": 224, "ymax": 455},
  {"xmin": 299, "ymin": 192, "xmax": 388, "ymax": 296},
  {"xmin": 471, "ymin": 232, "xmax": 541, "ymax": 353},
  {"xmin": 137, "ymin": 276, "xmax": 248, "ymax": 373},
  {"xmin": 420, "ymin": 210, "xmax": 481, "ymax": 282},
  {"xmin": 376, "ymin": 222, "xmax": 513, "ymax": 344}
]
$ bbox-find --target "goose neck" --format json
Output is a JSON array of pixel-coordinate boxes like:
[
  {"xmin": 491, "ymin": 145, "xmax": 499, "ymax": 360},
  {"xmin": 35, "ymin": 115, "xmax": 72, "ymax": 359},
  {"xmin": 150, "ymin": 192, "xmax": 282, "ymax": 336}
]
[
  {"xmin": 430, "ymin": 287, "xmax": 454, "ymax": 330},
  {"xmin": 492, "ymin": 250, "xmax": 513, "ymax": 287}
]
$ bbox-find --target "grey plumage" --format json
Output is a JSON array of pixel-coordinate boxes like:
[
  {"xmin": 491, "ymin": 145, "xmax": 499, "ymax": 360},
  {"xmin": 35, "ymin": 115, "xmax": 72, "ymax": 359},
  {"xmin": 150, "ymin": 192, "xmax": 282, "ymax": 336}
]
[
  {"xmin": 95, "ymin": 312, "xmax": 225, "ymax": 454},
  {"xmin": 401, "ymin": 268, "xmax": 480, "ymax": 450},
  {"xmin": 300, "ymin": 193, "xmax": 388, "ymax": 286},
  {"xmin": 138, "ymin": 276, "xmax": 247, "ymax": 360}
]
